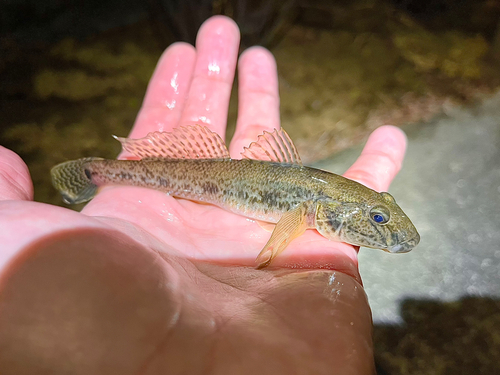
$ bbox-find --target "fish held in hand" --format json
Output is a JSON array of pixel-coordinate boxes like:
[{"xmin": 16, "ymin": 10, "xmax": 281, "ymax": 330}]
[{"xmin": 51, "ymin": 125, "xmax": 420, "ymax": 268}]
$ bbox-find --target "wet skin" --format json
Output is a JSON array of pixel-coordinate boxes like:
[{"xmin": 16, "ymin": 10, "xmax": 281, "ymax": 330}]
[{"xmin": 0, "ymin": 16, "xmax": 408, "ymax": 374}]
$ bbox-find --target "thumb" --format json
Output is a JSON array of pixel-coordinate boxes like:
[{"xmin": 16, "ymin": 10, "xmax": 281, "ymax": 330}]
[{"xmin": 0, "ymin": 146, "xmax": 33, "ymax": 201}]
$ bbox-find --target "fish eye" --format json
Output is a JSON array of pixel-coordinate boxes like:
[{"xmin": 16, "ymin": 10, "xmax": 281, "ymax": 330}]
[{"xmin": 370, "ymin": 206, "xmax": 390, "ymax": 224}]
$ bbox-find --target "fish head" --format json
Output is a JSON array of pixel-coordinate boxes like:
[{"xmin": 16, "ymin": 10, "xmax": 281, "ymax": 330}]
[{"xmin": 315, "ymin": 192, "xmax": 420, "ymax": 253}]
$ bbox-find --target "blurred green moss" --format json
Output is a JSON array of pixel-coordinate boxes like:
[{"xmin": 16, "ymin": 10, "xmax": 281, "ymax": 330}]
[
  {"xmin": 272, "ymin": 7, "xmax": 495, "ymax": 161},
  {"xmin": 34, "ymin": 38, "xmax": 157, "ymax": 101},
  {"xmin": 274, "ymin": 27, "xmax": 428, "ymax": 161},
  {"xmin": 4, "ymin": 118, "xmax": 122, "ymax": 205},
  {"xmin": 2, "ymin": 3, "xmax": 499, "ymax": 205},
  {"xmin": 3, "ymin": 28, "xmax": 162, "ymax": 205},
  {"xmin": 393, "ymin": 27, "xmax": 488, "ymax": 79}
]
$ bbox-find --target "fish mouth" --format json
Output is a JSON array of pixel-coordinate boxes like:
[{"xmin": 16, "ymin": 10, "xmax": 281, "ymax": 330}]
[{"xmin": 386, "ymin": 234, "xmax": 420, "ymax": 253}]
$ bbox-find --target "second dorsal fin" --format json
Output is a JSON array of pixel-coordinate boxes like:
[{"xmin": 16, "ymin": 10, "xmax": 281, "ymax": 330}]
[
  {"xmin": 241, "ymin": 128, "xmax": 302, "ymax": 165},
  {"xmin": 114, "ymin": 124, "xmax": 230, "ymax": 160}
]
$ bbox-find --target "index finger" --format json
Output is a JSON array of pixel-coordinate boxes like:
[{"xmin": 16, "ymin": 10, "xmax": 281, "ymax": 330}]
[
  {"xmin": 343, "ymin": 126, "xmax": 407, "ymax": 192},
  {"xmin": 128, "ymin": 43, "xmax": 196, "ymax": 139}
]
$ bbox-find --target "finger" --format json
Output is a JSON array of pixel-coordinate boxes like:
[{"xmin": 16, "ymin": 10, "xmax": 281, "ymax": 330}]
[
  {"xmin": 127, "ymin": 42, "xmax": 196, "ymax": 139},
  {"xmin": 178, "ymin": 16, "xmax": 240, "ymax": 136},
  {"xmin": 229, "ymin": 47, "xmax": 280, "ymax": 158},
  {"xmin": 0, "ymin": 146, "xmax": 33, "ymax": 201},
  {"xmin": 343, "ymin": 126, "xmax": 407, "ymax": 192}
]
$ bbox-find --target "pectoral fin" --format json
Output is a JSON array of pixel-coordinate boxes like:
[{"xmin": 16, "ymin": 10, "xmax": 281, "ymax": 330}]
[
  {"xmin": 256, "ymin": 220, "xmax": 276, "ymax": 233},
  {"xmin": 255, "ymin": 201, "xmax": 315, "ymax": 269}
]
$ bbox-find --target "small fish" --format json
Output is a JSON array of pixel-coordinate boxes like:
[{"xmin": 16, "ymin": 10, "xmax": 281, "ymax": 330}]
[{"xmin": 51, "ymin": 125, "xmax": 420, "ymax": 268}]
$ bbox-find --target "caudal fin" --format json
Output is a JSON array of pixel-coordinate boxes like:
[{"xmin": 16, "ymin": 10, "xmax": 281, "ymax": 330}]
[{"xmin": 51, "ymin": 157, "xmax": 103, "ymax": 204}]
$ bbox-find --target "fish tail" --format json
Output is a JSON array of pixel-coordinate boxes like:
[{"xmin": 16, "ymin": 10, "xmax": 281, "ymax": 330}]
[{"xmin": 51, "ymin": 157, "xmax": 104, "ymax": 204}]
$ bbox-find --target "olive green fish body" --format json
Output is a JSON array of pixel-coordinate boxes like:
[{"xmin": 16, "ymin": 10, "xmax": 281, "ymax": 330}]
[
  {"xmin": 51, "ymin": 125, "xmax": 420, "ymax": 267},
  {"xmin": 59, "ymin": 158, "xmax": 358, "ymax": 220}
]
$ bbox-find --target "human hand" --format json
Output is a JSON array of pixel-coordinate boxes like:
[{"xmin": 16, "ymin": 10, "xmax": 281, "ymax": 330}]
[{"xmin": 0, "ymin": 16, "xmax": 407, "ymax": 374}]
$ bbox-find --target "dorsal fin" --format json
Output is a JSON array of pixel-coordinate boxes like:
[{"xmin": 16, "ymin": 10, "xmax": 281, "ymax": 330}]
[
  {"xmin": 114, "ymin": 124, "xmax": 230, "ymax": 160},
  {"xmin": 241, "ymin": 128, "xmax": 302, "ymax": 165}
]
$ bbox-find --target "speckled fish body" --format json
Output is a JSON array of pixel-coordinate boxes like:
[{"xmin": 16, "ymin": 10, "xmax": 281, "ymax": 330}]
[
  {"xmin": 51, "ymin": 125, "xmax": 420, "ymax": 267},
  {"xmin": 77, "ymin": 158, "xmax": 365, "ymax": 222}
]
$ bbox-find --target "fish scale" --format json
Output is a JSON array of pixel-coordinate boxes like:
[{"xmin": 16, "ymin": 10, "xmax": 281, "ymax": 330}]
[
  {"xmin": 87, "ymin": 158, "xmax": 324, "ymax": 222},
  {"xmin": 51, "ymin": 124, "xmax": 420, "ymax": 267}
]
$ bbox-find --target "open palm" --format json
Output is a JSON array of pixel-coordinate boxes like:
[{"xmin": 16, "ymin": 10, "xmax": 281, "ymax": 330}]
[{"xmin": 0, "ymin": 16, "xmax": 407, "ymax": 375}]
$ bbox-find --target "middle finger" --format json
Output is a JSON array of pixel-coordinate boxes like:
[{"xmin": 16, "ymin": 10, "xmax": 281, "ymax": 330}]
[{"xmin": 178, "ymin": 16, "xmax": 240, "ymax": 136}]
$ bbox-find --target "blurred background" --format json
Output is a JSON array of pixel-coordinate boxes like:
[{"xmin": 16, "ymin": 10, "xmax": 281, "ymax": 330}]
[{"xmin": 1, "ymin": 0, "xmax": 500, "ymax": 373}]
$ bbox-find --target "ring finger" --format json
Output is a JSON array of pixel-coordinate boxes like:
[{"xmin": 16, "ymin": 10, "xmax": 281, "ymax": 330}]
[{"xmin": 229, "ymin": 47, "xmax": 281, "ymax": 158}]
